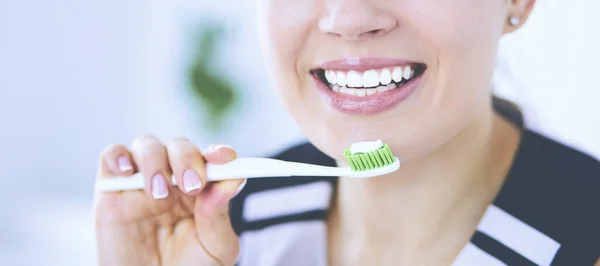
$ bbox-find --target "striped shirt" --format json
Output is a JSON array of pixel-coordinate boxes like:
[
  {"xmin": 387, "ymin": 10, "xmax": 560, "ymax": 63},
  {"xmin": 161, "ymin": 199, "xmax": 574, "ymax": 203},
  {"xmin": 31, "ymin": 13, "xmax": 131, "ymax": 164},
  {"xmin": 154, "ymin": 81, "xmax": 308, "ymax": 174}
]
[{"xmin": 230, "ymin": 106, "xmax": 600, "ymax": 265}]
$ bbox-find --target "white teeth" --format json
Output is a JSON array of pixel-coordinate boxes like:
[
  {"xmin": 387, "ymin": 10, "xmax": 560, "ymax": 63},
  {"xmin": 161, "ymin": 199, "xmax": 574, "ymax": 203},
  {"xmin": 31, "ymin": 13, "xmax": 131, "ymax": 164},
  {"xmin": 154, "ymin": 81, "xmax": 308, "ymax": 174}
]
[
  {"xmin": 392, "ymin": 67, "xmax": 403, "ymax": 82},
  {"xmin": 327, "ymin": 65, "xmax": 418, "ymax": 95},
  {"xmin": 356, "ymin": 89, "xmax": 366, "ymax": 97},
  {"xmin": 337, "ymin": 72, "xmax": 347, "ymax": 86},
  {"xmin": 362, "ymin": 70, "xmax": 380, "ymax": 87},
  {"xmin": 347, "ymin": 88, "xmax": 356, "ymax": 96},
  {"xmin": 333, "ymin": 84, "xmax": 398, "ymax": 95},
  {"xmin": 380, "ymin": 69, "xmax": 392, "ymax": 85},
  {"xmin": 325, "ymin": 70, "xmax": 336, "ymax": 84},
  {"xmin": 403, "ymin": 66, "xmax": 413, "ymax": 80},
  {"xmin": 347, "ymin": 71, "xmax": 363, "ymax": 87}
]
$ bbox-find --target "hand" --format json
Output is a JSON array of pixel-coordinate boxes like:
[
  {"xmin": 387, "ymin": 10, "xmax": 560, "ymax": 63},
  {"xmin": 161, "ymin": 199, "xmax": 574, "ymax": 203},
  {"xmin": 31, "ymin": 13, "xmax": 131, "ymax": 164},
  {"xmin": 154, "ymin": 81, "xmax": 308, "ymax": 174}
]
[{"xmin": 94, "ymin": 136, "xmax": 246, "ymax": 266}]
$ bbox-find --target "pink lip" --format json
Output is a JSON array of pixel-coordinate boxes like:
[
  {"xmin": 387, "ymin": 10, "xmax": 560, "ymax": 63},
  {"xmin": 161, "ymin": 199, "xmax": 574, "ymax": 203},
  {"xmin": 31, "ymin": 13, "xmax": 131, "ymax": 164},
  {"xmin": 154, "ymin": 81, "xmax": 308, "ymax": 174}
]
[{"xmin": 319, "ymin": 57, "xmax": 421, "ymax": 71}]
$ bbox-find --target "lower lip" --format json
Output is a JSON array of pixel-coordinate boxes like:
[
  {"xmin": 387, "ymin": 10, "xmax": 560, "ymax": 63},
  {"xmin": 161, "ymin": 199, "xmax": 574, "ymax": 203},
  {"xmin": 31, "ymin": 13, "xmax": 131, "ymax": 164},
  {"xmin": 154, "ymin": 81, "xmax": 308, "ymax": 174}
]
[{"xmin": 312, "ymin": 73, "xmax": 424, "ymax": 115}]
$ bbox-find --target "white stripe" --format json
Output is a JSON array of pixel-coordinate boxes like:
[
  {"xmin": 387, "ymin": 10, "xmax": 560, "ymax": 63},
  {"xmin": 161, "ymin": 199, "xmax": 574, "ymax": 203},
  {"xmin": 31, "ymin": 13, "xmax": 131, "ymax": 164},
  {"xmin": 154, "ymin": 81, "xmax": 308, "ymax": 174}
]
[
  {"xmin": 477, "ymin": 205, "xmax": 561, "ymax": 266},
  {"xmin": 239, "ymin": 221, "xmax": 327, "ymax": 266},
  {"xmin": 453, "ymin": 243, "xmax": 507, "ymax": 266},
  {"xmin": 243, "ymin": 181, "xmax": 332, "ymax": 222}
]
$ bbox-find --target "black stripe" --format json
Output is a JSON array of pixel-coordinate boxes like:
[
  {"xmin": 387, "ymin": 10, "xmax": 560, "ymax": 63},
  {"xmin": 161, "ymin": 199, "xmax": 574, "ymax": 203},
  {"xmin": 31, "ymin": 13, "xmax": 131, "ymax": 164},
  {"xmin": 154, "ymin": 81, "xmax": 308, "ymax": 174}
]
[
  {"xmin": 551, "ymin": 245, "xmax": 600, "ymax": 266},
  {"xmin": 470, "ymin": 231, "xmax": 536, "ymax": 266},
  {"xmin": 241, "ymin": 210, "xmax": 328, "ymax": 232},
  {"xmin": 230, "ymin": 176, "xmax": 335, "ymax": 235}
]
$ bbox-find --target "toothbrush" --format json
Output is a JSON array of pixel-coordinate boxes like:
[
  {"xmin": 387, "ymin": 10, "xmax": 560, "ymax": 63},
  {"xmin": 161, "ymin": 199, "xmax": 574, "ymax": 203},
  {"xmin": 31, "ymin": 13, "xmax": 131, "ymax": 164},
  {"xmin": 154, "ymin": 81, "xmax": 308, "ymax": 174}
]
[{"xmin": 96, "ymin": 140, "xmax": 400, "ymax": 192}]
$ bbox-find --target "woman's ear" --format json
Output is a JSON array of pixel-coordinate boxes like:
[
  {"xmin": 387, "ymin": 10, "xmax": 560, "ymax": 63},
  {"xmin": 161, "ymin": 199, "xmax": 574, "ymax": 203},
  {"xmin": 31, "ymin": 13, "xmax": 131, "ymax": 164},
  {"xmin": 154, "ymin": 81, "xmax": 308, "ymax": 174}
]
[{"xmin": 503, "ymin": 0, "xmax": 537, "ymax": 34}]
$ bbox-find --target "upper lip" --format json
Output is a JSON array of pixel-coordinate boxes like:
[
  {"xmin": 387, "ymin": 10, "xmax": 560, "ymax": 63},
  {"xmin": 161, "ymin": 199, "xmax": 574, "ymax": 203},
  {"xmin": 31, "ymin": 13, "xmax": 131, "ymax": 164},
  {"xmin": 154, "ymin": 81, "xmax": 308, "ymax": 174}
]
[{"xmin": 316, "ymin": 57, "xmax": 424, "ymax": 72}]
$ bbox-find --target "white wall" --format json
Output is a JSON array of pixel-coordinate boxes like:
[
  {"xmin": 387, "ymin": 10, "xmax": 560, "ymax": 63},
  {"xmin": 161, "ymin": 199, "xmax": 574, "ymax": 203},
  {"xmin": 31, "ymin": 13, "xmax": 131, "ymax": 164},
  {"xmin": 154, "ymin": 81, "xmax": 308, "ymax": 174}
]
[
  {"xmin": 0, "ymin": 1, "xmax": 302, "ymax": 265},
  {"xmin": 495, "ymin": 0, "xmax": 600, "ymax": 158},
  {"xmin": 0, "ymin": 0, "xmax": 597, "ymax": 265}
]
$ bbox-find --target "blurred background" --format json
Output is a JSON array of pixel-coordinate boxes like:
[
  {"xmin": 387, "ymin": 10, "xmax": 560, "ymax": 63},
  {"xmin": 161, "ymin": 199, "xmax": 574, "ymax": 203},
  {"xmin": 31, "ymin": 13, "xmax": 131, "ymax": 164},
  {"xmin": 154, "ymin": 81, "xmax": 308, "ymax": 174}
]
[{"xmin": 0, "ymin": 0, "xmax": 598, "ymax": 265}]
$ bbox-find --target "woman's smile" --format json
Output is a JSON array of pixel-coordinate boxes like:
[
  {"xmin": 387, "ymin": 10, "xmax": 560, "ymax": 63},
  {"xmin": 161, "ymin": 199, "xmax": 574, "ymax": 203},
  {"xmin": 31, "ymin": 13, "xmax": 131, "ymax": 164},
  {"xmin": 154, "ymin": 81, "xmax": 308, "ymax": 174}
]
[{"xmin": 311, "ymin": 57, "xmax": 427, "ymax": 115}]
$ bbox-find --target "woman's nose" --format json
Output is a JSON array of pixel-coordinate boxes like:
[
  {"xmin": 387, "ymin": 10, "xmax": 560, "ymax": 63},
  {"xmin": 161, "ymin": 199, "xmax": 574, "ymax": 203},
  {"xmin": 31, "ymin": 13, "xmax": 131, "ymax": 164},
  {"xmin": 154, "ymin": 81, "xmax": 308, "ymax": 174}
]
[{"xmin": 318, "ymin": 0, "xmax": 398, "ymax": 41}]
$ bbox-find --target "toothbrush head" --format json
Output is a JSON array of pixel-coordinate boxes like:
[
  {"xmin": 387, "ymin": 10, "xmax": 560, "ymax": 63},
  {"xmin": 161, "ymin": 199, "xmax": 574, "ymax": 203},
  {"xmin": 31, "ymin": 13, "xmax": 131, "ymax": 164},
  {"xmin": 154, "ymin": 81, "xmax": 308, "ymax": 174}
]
[{"xmin": 343, "ymin": 140, "xmax": 398, "ymax": 172}]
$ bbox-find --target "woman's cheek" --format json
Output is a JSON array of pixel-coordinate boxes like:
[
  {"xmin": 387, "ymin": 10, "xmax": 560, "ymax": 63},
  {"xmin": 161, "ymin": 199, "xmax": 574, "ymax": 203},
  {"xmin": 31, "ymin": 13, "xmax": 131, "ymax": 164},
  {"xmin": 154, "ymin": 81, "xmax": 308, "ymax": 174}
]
[{"xmin": 262, "ymin": 3, "xmax": 322, "ymax": 104}]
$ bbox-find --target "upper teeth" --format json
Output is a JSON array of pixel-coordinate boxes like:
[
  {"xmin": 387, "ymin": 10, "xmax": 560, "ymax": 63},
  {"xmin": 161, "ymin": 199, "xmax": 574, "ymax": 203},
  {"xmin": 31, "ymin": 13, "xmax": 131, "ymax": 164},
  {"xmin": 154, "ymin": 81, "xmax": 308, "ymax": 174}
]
[
  {"xmin": 325, "ymin": 66, "xmax": 414, "ymax": 88},
  {"xmin": 392, "ymin": 67, "xmax": 403, "ymax": 83},
  {"xmin": 336, "ymin": 71, "xmax": 347, "ymax": 86}
]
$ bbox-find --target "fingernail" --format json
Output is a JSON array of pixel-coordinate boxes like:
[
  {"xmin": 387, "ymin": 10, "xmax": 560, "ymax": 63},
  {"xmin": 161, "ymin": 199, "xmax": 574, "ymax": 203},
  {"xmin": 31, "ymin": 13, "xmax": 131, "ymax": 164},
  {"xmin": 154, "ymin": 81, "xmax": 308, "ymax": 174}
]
[
  {"xmin": 152, "ymin": 174, "xmax": 169, "ymax": 199},
  {"xmin": 117, "ymin": 156, "xmax": 133, "ymax": 172},
  {"xmin": 202, "ymin": 144, "xmax": 233, "ymax": 155},
  {"xmin": 232, "ymin": 179, "xmax": 247, "ymax": 198},
  {"xmin": 183, "ymin": 169, "xmax": 202, "ymax": 192},
  {"xmin": 214, "ymin": 144, "xmax": 233, "ymax": 151}
]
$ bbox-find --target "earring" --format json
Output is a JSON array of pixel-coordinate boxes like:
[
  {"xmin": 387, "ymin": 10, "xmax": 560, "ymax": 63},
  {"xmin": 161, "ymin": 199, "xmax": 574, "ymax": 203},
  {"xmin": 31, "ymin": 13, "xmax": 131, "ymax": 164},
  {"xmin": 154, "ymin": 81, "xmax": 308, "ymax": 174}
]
[{"xmin": 509, "ymin": 15, "xmax": 521, "ymax": 26}]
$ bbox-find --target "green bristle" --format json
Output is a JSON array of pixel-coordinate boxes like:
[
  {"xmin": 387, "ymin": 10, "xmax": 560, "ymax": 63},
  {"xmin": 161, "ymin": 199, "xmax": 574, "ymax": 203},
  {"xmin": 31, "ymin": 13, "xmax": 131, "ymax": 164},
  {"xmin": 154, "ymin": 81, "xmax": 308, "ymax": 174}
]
[
  {"xmin": 354, "ymin": 155, "xmax": 365, "ymax": 170},
  {"xmin": 343, "ymin": 150, "xmax": 356, "ymax": 171},
  {"xmin": 343, "ymin": 144, "xmax": 395, "ymax": 172}
]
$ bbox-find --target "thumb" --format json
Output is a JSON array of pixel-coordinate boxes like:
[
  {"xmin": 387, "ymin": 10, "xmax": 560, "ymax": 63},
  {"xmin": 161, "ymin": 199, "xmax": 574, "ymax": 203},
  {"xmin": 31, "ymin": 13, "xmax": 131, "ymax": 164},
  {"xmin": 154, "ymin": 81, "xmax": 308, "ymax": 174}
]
[{"xmin": 194, "ymin": 178, "xmax": 246, "ymax": 266}]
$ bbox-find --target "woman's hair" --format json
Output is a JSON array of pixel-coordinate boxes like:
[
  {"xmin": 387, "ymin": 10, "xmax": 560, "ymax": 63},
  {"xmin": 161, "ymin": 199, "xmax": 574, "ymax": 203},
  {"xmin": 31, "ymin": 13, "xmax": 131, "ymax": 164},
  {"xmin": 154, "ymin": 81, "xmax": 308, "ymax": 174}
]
[
  {"xmin": 492, "ymin": 95, "xmax": 524, "ymax": 130},
  {"xmin": 492, "ymin": 44, "xmax": 530, "ymax": 131}
]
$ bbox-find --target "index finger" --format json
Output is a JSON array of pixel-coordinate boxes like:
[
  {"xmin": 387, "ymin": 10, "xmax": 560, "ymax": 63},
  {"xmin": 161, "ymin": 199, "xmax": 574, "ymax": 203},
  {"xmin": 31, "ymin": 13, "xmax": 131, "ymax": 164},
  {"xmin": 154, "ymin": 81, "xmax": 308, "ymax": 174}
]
[{"xmin": 97, "ymin": 144, "xmax": 136, "ymax": 179}]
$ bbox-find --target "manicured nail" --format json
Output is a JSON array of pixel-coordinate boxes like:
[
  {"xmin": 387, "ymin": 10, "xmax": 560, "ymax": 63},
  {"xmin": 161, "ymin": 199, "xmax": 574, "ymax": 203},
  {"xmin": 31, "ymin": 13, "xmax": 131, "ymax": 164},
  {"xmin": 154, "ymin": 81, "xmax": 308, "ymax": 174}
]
[
  {"xmin": 232, "ymin": 179, "xmax": 247, "ymax": 198},
  {"xmin": 214, "ymin": 144, "xmax": 233, "ymax": 151},
  {"xmin": 202, "ymin": 144, "xmax": 233, "ymax": 155},
  {"xmin": 183, "ymin": 169, "xmax": 202, "ymax": 192},
  {"xmin": 152, "ymin": 174, "xmax": 169, "ymax": 199},
  {"xmin": 117, "ymin": 156, "xmax": 133, "ymax": 172}
]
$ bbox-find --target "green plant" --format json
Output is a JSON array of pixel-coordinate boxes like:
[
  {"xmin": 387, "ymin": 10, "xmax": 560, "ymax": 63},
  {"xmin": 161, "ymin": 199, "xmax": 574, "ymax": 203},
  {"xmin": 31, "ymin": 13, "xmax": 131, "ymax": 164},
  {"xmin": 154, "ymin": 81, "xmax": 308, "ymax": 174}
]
[{"xmin": 188, "ymin": 22, "xmax": 238, "ymax": 133}]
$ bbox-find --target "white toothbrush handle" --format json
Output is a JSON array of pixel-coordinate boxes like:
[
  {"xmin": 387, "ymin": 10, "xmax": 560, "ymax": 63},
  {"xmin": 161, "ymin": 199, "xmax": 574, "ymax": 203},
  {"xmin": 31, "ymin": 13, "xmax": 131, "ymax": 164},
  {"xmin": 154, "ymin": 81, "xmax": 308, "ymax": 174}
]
[{"xmin": 96, "ymin": 157, "xmax": 353, "ymax": 192}]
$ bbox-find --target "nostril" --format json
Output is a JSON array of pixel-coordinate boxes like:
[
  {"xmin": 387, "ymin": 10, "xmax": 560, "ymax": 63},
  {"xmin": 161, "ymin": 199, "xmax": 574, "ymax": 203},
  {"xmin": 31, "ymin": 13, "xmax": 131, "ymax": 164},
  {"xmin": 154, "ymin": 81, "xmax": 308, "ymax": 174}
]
[
  {"xmin": 368, "ymin": 29, "xmax": 382, "ymax": 35},
  {"xmin": 360, "ymin": 29, "xmax": 385, "ymax": 38},
  {"xmin": 327, "ymin": 32, "xmax": 343, "ymax": 38}
]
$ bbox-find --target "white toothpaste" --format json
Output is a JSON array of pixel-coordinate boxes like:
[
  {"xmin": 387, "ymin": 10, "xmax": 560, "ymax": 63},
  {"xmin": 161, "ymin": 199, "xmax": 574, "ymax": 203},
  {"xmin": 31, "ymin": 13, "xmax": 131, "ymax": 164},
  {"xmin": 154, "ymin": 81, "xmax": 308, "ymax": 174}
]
[{"xmin": 350, "ymin": 140, "xmax": 384, "ymax": 155}]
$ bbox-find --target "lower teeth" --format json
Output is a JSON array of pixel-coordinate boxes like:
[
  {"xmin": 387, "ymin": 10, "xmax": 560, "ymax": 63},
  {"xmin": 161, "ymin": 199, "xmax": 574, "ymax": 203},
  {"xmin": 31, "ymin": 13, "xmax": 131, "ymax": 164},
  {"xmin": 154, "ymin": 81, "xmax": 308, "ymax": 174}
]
[{"xmin": 331, "ymin": 82, "xmax": 400, "ymax": 97}]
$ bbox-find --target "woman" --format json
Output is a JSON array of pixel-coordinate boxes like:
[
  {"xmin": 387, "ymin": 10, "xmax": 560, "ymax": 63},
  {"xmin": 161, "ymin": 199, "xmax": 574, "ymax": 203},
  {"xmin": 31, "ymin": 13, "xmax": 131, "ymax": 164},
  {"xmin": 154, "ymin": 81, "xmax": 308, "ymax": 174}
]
[{"xmin": 94, "ymin": 0, "xmax": 600, "ymax": 265}]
